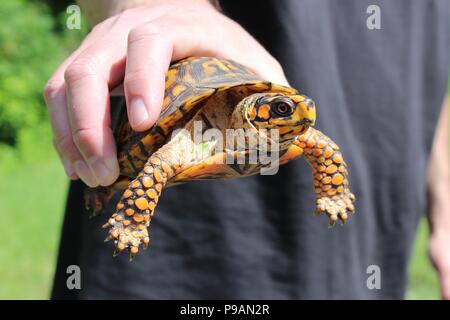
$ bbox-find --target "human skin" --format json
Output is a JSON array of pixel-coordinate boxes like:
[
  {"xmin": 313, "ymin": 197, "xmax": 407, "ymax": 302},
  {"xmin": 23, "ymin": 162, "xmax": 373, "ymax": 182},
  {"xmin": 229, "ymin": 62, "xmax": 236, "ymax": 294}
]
[
  {"xmin": 427, "ymin": 96, "xmax": 450, "ymax": 300},
  {"xmin": 44, "ymin": 0, "xmax": 450, "ymax": 299},
  {"xmin": 43, "ymin": 0, "xmax": 288, "ymax": 187}
]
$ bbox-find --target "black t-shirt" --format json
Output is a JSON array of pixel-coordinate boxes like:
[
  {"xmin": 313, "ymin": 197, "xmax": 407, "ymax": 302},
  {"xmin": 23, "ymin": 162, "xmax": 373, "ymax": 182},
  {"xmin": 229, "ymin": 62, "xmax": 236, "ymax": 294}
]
[{"xmin": 51, "ymin": 0, "xmax": 450, "ymax": 299}]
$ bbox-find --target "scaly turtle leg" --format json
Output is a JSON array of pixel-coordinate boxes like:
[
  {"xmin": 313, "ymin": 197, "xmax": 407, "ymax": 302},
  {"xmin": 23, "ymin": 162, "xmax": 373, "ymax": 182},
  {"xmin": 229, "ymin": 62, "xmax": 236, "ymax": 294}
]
[
  {"xmin": 293, "ymin": 128, "xmax": 356, "ymax": 225},
  {"xmin": 103, "ymin": 131, "xmax": 192, "ymax": 260},
  {"xmin": 103, "ymin": 154, "xmax": 177, "ymax": 260}
]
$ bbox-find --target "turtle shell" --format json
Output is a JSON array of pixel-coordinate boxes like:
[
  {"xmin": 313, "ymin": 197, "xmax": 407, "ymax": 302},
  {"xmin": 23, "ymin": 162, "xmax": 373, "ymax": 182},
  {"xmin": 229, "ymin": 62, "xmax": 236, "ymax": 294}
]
[{"xmin": 116, "ymin": 56, "xmax": 297, "ymax": 178}]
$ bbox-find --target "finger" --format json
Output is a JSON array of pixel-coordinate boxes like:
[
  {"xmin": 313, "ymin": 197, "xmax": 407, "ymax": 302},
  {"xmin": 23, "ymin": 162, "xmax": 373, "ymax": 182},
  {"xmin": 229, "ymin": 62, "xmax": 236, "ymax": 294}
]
[
  {"xmin": 125, "ymin": 24, "xmax": 173, "ymax": 130},
  {"xmin": 44, "ymin": 20, "xmax": 116, "ymax": 181},
  {"xmin": 65, "ymin": 51, "xmax": 123, "ymax": 187},
  {"xmin": 206, "ymin": 17, "xmax": 289, "ymax": 86},
  {"xmin": 439, "ymin": 268, "xmax": 450, "ymax": 300}
]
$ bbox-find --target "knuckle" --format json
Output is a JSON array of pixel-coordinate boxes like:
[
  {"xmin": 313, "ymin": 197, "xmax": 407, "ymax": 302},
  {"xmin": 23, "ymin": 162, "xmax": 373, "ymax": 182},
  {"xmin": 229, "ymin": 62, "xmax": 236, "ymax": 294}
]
[
  {"xmin": 124, "ymin": 69, "xmax": 152, "ymax": 88},
  {"xmin": 128, "ymin": 23, "xmax": 163, "ymax": 45},
  {"xmin": 43, "ymin": 79, "xmax": 61, "ymax": 101},
  {"xmin": 72, "ymin": 127, "xmax": 96, "ymax": 150},
  {"xmin": 64, "ymin": 56, "xmax": 97, "ymax": 84},
  {"xmin": 53, "ymin": 133, "xmax": 74, "ymax": 156}
]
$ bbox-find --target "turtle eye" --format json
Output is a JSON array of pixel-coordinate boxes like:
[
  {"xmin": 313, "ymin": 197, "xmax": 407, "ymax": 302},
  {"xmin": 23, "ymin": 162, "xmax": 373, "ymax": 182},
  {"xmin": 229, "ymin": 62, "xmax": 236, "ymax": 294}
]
[{"xmin": 272, "ymin": 101, "xmax": 293, "ymax": 117}]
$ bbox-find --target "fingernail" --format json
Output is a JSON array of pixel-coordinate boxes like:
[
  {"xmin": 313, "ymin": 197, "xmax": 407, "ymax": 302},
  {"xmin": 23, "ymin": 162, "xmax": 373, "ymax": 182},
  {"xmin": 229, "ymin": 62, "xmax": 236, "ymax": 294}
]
[
  {"xmin": 129, "ymin": 98, "xmax": 149, "ymax": 128},
  {"xmin": 74, "ymin": 160, "xmax": 98, "ymax": 187},
  {"xmin": 62, "ymin": 159, "xmax": 75, "ymax": 177},
  {"xmin": 104, "ymin": 156, "xmax": 120, "ymax": 175},
  {"xmin": 89, "ymin": 157, "xmax": 115, "ymax": 186}
]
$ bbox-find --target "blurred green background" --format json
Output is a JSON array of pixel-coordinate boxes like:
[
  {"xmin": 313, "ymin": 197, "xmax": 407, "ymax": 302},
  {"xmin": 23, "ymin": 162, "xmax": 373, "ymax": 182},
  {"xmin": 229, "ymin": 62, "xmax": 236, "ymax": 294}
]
[{"xmin": 0, "ymin": 0, "xmax": 447, "ymax": 299}]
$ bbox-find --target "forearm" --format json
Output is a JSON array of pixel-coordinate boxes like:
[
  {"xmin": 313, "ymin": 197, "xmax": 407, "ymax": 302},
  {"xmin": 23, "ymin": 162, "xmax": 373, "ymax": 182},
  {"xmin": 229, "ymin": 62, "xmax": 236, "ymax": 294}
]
[
  {"xmin": 77, "ymin": 0, "xmax": 216, "ymax": 26},
  {"xmin": 427, "ymin": 96, "xmax": 450, "ymax": 235}
]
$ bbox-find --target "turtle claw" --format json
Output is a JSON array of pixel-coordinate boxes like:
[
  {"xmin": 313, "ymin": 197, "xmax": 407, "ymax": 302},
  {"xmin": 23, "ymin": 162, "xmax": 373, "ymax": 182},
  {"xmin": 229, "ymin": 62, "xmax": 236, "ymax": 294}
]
[
  {"xmin": 113, "ymin": 248, "xmax": 121, "ymax": 257},
  {"xmin": 316, "ymin": 192, "xmax": 356, "ymax": 226},
  {"xmin": 104, "ymin": 209, "xmax": 149, "ymax": 260}
]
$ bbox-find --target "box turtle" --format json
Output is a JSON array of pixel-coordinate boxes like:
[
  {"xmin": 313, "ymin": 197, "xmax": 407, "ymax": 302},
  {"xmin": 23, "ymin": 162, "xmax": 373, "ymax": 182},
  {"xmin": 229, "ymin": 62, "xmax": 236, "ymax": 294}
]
[{"xmin": 86, "ymin": 56, "xmax": 356, "ymax": 260}]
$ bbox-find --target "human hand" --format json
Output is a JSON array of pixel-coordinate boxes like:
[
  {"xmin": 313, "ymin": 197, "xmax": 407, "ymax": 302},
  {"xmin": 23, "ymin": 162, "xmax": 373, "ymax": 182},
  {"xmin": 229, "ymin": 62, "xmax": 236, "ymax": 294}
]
[
  {"xmin": 428, "ymin": 223, "xmax": 450, "ymax": 300},
  {"xmin": 44, "ymin": 0, "xmax": 288, "ymax": 187},
  {"xmin": 426, "ymin": 97, "xmax": 450, "ymax": 300}
]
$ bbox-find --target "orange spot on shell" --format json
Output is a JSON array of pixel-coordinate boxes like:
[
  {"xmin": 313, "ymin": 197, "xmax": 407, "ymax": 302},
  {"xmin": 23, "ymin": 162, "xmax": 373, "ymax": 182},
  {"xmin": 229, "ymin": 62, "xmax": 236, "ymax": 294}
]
[
  {"xmin": 324, "ymin": 159, "xmax": 333, "ymax": 166},
  {"xmin": 125, "ymin": 208, "xmax": 135, "ymax": 216},
  {"xmin": 136, "ymin": 189, "xmax": 144, "ymax": 196},
  {"xmin": 116, "ymin": 203, "xmax": 124, "ymax": 210},
  {"xmin": 337, "ymin": 186, "xmax": 344, "ymax": 193},
  {"xmin": 172, "ymin": 85, "xmax": 186, "ymax": 96},
  {"xmin": 135, "ymin": 198, "xmax": 149, "ymax": 210},
  {"xmin": 148, "ymin": 202, "xmax": 156, "ymax": 211},
  {"xmin": 155, "ymin": 184, "xmax": 162, "ymax": 193}
]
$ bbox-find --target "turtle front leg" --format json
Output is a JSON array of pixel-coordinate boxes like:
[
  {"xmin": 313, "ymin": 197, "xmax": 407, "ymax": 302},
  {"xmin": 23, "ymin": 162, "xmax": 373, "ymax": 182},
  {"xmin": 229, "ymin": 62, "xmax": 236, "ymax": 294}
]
[
  {"xmin": 294, "ymin": 128, "xmax": 356, "ymax": 225},
  {"xmin": 103, "ymin": 155, "xmax": 175, "ymax": 260}
]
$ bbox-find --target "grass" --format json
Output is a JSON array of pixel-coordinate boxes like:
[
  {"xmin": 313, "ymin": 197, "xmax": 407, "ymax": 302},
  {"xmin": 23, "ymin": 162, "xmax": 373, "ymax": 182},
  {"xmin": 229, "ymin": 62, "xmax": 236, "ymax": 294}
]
[
  {"xmin": 0, "ymin": 123, "xmax": 67, "ymax": 299},
  {"xmin": 0, "ymin": 121, "xmax": 443, "ymax": 299},
  {"xmin": 406, "ymin": 220, "xmax": 440, "ymax": 299}
]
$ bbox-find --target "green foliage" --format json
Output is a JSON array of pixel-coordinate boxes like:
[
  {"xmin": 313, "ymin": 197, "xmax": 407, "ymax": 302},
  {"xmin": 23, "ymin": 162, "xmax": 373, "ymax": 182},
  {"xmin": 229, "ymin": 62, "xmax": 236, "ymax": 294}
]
[{"xmin": 0, "ymin": 0, "xmax": 86, "ymax": 147}]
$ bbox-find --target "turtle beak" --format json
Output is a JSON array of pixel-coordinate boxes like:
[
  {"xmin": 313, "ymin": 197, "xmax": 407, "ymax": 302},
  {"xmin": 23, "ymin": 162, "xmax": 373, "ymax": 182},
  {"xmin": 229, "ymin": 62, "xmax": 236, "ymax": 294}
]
[{"xmin": 296, "ymin": 118, "xmax": 314, "ymax": 126}]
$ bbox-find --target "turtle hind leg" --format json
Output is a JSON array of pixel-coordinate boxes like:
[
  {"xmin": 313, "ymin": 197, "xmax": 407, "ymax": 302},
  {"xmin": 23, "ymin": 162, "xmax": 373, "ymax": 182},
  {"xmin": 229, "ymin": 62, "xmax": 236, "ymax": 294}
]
[
  {"xmin": 103, "ymin": 155, "xmax": 175, "ymax": 260},
  {"xmin": 84, "ymin": 176, "xmax": 131, "ymax": 217}
]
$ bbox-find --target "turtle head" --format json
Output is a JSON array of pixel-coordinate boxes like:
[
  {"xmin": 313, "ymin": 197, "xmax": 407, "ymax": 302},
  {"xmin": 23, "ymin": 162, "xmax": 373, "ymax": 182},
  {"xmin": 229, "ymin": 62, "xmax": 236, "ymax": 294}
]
[{"xmin": 239, "ymin": 93, "xmax": 316, "ymax": 139}]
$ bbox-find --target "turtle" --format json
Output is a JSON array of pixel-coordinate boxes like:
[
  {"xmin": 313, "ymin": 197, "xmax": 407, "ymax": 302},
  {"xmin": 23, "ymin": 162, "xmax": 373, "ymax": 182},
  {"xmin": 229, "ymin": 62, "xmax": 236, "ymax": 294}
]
[{"xmin": 86, "ymin": 56, "xmax": 356, "ymax": 260}]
